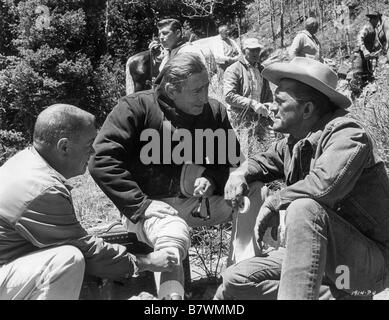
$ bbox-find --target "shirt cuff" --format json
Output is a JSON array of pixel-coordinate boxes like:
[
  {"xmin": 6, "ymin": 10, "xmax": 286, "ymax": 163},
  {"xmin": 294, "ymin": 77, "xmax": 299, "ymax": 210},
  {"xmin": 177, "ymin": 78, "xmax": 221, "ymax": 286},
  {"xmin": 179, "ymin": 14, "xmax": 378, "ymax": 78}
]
[{"xmin": 127, "ymin": 254, "xmax": 140, "ymax": 278}]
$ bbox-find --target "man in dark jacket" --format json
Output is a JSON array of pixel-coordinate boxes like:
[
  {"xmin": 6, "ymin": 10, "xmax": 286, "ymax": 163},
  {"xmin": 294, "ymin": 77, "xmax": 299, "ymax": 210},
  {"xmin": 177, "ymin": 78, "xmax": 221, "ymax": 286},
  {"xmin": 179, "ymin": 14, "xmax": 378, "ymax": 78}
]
[
  {"xmin": 215, "ymin": 57, "xmax": 389, "ymax": 300},
  {"xmin": 0, "ymin": 104, "xmax": 177, "ymax": 300},
  {"xmin": 89, "ymin": 53, "xmax": 268, "ymax": 299}
]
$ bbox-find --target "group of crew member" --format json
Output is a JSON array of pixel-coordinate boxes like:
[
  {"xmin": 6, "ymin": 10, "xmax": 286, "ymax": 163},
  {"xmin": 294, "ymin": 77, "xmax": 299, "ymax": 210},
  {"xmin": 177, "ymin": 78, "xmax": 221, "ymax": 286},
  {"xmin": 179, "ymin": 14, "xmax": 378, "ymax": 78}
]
[{"xmin": 1, "ymin": 11, "xmax": 389, "ymax": 301}]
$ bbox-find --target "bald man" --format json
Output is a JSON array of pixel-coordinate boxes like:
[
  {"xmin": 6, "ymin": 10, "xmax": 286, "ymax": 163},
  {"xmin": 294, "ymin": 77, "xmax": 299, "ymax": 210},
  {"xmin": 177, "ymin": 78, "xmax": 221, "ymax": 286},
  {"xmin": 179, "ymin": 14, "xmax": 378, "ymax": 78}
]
[
  {"xmin": 289, "ymin": 17, "xmax": 322, "ymax": 61},
  {"xmin": 0, "ymin": 104, "xmax": 177, "ymax": 300}
]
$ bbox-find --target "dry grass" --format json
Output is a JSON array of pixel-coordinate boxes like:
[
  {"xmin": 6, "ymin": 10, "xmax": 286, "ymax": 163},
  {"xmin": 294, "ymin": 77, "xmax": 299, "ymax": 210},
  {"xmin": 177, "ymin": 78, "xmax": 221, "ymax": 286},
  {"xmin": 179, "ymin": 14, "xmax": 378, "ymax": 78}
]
[{"xmin": 70, "ymin": 171, "xmax": 121, "ymax": 230}]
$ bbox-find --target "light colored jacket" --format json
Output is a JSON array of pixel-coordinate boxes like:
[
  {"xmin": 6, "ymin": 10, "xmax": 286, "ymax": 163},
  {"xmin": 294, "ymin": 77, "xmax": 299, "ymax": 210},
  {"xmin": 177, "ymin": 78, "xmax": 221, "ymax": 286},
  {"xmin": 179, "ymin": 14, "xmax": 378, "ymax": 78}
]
[
  {"xmin": 223, "ymin": 57, "xmax": 273, "ymax": 118},
  {"xmin": 289, "ymin": 30, "xmax": 322, "ymax": 61},
  {"xmin": 0, "ymin": 147, "xmax": 137, "ymax": 279},
  {"xmin": 210, "ymin": 35, "xmax": 242, "ymax": 65}
]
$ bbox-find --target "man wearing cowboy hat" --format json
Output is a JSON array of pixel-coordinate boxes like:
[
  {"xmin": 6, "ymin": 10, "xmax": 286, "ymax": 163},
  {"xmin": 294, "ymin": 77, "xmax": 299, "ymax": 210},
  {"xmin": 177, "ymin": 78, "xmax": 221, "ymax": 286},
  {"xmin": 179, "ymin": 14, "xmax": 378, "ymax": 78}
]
[
  {"xmin": 223, "ymin": 38, "xmax": 273, "ymax": 154},
  {"xmin": 215, "ymin": 57, "xmax": 389, "ymax": 300}
]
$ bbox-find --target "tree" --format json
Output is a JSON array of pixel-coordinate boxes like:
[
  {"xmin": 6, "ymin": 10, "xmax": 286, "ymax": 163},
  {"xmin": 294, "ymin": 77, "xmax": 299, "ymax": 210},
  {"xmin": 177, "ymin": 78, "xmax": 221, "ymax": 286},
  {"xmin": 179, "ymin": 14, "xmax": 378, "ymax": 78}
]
[{"xmin": 0, "ymin": 0, "xmax": 19, "ymax": 56}]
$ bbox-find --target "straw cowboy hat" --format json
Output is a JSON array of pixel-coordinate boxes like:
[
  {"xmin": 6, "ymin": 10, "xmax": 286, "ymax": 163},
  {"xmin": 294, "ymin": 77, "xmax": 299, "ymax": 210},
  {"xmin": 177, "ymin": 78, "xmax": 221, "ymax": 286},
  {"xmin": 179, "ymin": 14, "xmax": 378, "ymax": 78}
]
[
  {"xmin": 262, "ymin": 57, "xmax": 352, "ymax": 109},
  {"xmin": 242, "ymin": 38, "xmax": 264, "ymax": 50}
]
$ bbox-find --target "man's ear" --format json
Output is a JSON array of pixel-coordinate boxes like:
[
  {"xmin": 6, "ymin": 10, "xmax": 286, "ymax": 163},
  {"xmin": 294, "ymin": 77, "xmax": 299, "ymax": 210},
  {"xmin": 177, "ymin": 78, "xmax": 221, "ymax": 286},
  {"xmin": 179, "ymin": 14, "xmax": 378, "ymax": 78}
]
[
  {"xmin": 56, "ymin": 138, "xmax": 70, "ymax": 155},
  {"xmin": 302, "ymin": 101, "xmax": 315, "ymax": 120},
  {"xmin": 165, "ymin": 83, "xmax": 177, "ymax": 100}
]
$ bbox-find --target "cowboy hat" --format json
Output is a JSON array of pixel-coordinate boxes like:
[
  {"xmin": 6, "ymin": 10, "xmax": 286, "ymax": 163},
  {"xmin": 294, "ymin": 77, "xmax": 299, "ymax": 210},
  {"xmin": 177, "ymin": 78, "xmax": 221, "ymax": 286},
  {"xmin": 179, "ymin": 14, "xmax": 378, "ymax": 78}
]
[
  {"xmin": 262, "ymin": 57, "xmax": 351, "ymax": 109},
  {"xmin": 242, "ymin": 38, "xmax": 264, "ymax": 50}
]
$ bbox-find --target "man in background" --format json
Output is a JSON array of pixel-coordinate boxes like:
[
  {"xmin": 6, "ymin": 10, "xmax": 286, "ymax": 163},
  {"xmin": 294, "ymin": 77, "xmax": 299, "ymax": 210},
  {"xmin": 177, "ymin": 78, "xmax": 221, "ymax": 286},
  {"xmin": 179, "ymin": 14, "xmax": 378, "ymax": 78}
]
[
  {"xmin": 289, "ymin": 17, "xmax": 322, "ymax": 61},
  {"xmin": 211, "ymin": 25, "xmax": 242, "ymax": 81}
]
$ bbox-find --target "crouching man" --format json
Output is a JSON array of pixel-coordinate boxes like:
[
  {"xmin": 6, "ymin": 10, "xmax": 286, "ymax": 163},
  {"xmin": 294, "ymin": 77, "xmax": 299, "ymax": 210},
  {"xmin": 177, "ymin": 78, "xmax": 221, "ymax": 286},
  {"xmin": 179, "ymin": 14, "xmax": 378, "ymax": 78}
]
[
  {"xmin": 0, "ymin": 104, "xmax": 177, "ymax": 300},
  {"xmin": 89, "ymin": 52, "xmax": 270, "ymax": 300},
  {"xmin": 216, "ymin": 57, "xmax": 389, "ymax": 300}
]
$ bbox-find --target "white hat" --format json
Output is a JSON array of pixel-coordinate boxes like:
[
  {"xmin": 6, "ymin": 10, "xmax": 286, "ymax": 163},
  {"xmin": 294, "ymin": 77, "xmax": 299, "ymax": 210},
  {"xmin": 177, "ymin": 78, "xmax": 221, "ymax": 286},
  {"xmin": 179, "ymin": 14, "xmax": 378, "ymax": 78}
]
[
  {"xmin": 262, "ymin": 57, "xmax": 351, "ymax": 109},
  {"xmin": 242, "ymin": 38, "xmax": 263, "ymax": 50}
]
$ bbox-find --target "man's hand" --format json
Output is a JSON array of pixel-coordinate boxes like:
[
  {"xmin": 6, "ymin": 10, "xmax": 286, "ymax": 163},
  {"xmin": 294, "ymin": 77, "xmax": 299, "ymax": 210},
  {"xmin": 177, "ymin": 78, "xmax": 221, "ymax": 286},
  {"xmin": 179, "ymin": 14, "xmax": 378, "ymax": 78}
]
[
  {"xmin": 144, "ymin": 200, "xmax": 178, "ymax": 219},
  {"xmin": 137, "ymin": 250, "xmax": 178, "ymax": 273},
  {"xmin": 193, "ymin": 177, "xmax": 215, "ymax": 198},
  {"xmin": 224, "ymin": 173, "xmax": 249, "ymax": 209},
  {"xmin": 253, "ymin": 101, "xmax": 270, "ymax": 118},
  {"xmin": 254, "ymin": 205, "xmax": 279, "ymax": 251}
]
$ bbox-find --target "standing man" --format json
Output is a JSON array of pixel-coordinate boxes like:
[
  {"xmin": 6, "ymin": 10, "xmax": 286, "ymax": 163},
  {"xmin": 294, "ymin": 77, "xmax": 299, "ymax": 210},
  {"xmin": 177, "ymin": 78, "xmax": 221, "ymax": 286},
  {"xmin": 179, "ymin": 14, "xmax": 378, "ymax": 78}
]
[
  {"xmin": 289, "ymin": 17, "xmax": 322, "ymax": 61},
  {"xmin": 89, "ymin": 53, "xmax": 269, "ymax": 300},
  {"xmin": 354, "ymin": 11, "xmax": 383, "ymax": 78},
  {"xmin": 224, "ymin": 38, "xmax": 273, "ymax": 154},
  {"xmin": 216, "ymin": 57, "xmax": 389, "ymax": 300},
  {"xmin": 0, "ymin": 104, "xmax": 177, "ymax": 300},
  {"xmin": 211, "ymin": 25, "xmax": 242, "ymax": 81}
]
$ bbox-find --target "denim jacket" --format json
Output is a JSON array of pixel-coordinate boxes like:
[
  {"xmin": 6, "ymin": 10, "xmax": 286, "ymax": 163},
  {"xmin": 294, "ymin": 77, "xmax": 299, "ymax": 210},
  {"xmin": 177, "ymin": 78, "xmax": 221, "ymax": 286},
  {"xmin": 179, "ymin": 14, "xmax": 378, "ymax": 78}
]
[{"xmin": 245, "ymin": 108, "xmax": 389, "ymax": 249}]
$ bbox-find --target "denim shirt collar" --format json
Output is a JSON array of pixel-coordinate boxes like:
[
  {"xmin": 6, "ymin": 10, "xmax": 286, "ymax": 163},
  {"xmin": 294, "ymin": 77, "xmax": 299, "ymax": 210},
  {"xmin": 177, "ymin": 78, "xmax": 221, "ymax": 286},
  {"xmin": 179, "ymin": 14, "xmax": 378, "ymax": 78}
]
[{"xmin": 286, "ymin": 108, "xmax": 348, "ymax": 152}]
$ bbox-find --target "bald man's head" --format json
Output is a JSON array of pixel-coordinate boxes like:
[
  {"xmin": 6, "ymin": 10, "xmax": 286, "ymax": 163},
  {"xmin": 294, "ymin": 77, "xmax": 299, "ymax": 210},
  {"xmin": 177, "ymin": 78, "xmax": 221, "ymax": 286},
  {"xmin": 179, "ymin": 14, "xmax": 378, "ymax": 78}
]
[{"xmin": 33, "ymin": 104, "xmax": 95, "ymax": 149}]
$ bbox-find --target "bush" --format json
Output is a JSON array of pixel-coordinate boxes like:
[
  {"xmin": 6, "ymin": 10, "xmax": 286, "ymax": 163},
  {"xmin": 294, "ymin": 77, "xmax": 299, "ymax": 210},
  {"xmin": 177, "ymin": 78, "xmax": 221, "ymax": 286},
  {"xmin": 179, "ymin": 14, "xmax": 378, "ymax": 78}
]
[{"xmin": 0, "ymin": 130, "xmax": 27, "ymax": 165}]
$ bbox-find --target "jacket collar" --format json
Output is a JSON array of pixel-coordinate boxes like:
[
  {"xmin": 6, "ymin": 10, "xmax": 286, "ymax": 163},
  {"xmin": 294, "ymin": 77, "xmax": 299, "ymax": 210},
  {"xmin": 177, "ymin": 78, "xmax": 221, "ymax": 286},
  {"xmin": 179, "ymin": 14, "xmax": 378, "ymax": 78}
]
[
  {"xmin": 30, "ymin": 147, "xmax": 72, "ymax": 190},
  {"xmin": 286, "ymin": 108, "xmax": 349, "ymax": 150},
  {"xmin": 238, "ymin": 56, "xmax": 263, "ymax": 71}
]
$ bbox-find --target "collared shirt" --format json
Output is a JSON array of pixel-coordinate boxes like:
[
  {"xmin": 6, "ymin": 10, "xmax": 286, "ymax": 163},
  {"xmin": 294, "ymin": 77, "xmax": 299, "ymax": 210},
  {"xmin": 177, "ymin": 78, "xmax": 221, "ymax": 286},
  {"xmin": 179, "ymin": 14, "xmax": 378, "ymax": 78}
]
[
  {"xmin": 289, "ymin": 30, "xmax": 322, "ymax": 61},
  {"xmin": 212, "ymin": 35, "xmax": 242, "ymax": 65},
  {"xmin": 0, "ymin": 147, "xmax": 137, "ymax": 279},
  {"xmin": 158, "ymin": 40, "xmax": 207, "ymax": 71},
  {"xmin": 243, "ymin": 57, "xmax": 263, "ymax": 102}
]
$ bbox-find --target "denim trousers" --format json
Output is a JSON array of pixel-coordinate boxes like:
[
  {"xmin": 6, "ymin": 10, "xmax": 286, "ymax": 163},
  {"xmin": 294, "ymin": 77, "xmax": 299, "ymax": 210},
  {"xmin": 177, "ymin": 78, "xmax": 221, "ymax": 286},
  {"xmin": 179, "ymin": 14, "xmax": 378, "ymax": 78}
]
[{"xmin": 215, "ymin": 198, "xmax": 388, "ymax": 300}]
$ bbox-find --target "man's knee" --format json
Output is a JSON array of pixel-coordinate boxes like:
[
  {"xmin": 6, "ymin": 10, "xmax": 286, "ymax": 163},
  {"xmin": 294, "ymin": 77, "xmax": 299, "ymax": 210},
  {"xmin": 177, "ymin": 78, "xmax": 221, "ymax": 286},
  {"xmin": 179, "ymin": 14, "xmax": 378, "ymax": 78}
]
[
  {"xmin": 153, "ymin": 216, "xmax": 191, "ymax": 259},
  {"xmin": 220, "ymin": 264, "xmax": 249, "ymax": 298},
  {"xmin": 247, "ymin": 181, "xmax": 267, "ymax": 198},
  {"xmin": 285, "ymin": 198, "xmax": 327, "ymax": 229},
  {"xmin": 53, "ymin": 245, "xmax": 85, "ymax": 274}
]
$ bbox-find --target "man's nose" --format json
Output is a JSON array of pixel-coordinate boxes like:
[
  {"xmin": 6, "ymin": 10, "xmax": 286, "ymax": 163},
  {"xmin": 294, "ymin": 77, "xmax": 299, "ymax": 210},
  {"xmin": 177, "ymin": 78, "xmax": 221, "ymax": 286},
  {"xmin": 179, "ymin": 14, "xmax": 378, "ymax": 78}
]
[
  {"xmin": 269, "ymin": 102, "xmax": 278, "ymax": 113},
  {"xmin": 199, "ymin": 89, "xmax": 208, "ymax": 104}
]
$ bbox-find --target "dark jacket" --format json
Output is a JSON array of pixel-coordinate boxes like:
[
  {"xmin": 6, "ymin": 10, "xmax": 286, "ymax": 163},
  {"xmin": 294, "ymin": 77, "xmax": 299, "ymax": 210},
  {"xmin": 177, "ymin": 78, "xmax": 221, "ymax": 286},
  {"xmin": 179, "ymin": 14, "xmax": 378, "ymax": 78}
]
[{"xmin": 89, "ymin": 90, "xmax": 240, "ymax": 224}]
